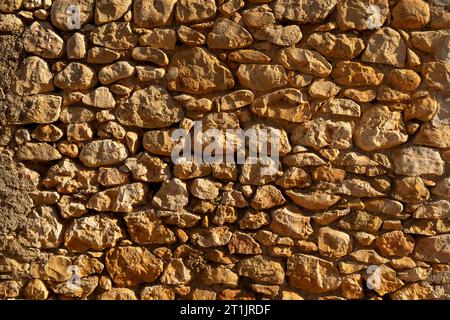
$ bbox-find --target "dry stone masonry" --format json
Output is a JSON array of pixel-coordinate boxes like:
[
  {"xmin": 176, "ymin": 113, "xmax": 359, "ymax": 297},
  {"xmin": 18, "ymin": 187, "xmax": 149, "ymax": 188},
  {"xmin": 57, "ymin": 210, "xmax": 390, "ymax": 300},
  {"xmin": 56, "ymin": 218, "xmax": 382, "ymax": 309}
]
[{"xmin": 0, "ymin": 0, "xmax": 449, "ymax": 300}]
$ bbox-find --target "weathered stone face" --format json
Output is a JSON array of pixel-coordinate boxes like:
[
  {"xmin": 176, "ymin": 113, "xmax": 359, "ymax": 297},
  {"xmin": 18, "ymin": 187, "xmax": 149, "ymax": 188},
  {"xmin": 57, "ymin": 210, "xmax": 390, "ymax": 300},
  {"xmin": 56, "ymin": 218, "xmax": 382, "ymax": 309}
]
[
  {"xmin": 287, "ymin": 254, "xmax": 341, "ymax": 293},
  {"xmin": 115, "ymin": 86, "xmax": 183, "ymax": 129},
  {"xmin": 167, "ymin": 47, "xmax": 234, "ymax": 94},
  {"xmin": 5, "ymin": 0, "xmax": 450, "ymax": 301},
  {"xmin": 64, "ymin": 215, "xmax": 124, "ymax": 252},
  {"xmin": 105, "ymin": 246, "xmax": 164, "ymax": 287}
]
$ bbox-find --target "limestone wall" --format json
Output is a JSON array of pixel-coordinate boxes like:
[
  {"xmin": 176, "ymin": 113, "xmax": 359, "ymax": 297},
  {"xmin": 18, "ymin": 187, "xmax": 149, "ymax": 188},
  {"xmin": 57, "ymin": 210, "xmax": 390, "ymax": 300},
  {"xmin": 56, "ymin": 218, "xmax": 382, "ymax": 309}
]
[{"xmin": 0, "ymin": 0, "xmax": 450, "ymax": 300}]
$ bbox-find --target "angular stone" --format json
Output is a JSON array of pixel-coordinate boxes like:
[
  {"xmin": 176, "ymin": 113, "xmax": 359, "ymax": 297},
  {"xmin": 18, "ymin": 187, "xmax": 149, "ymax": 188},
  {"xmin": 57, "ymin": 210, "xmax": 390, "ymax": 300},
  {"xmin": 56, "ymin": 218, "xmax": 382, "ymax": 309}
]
[
  {"xmin": 237, "ymin": 255, "xmax": 285, "ymax": 284},
  {"xmin": 270, "ymin": 205, "xmax": 313, "ymax": 239},
  {"xmin": 157, "ymin": 209, "xmax": 201, "ymax": 228},
  {"xmin": 95, "ymin": 0, "xmax": 131, "ymax": 24},
  {"xmin": 176, "ymin": 25, "xmax": 205, "ymax": 45},
  {"xmin": 124, "ymin": 209, "xmax": 176, "ymax": 244},
  {"xmin": 362, "ymin": 27, "xmax": 407, "ymax": 68},
  {"xmin": 237, "ymin": 64, "xmax": 287, "ymax": 92},
  {"xmin": 363, "ymin": 265, "xmax": 403, "ymax": 296},
  {"xmin": 410, "ymin": 30, "xmax": 449, "ymax": 54},
  {"xmin": 50, "ymin": 0, "xmax": 94, "ymax": 31},
  {"xmin": 338, "ymin": 211, "xmax": 382, "ymax": 233},
  {"xmin": 79, "ymin": 139, "xmax": 128, "ymax": 167},
  {"xmin": 413, "ymin": 200, "xmax": 450, "ymax": 219},
  {"xmin": 239, "ymin": 211, "xmax": 270, "ymax": 230},
  {"xmin": 242, "ymin": 6, "xmax": 275, "ymax": 29},
  {"xmin": 250, "ymin": 185, "xmax": 285, "ymax": 210},
  {"xmin": 390, "ymin": 282, "xmax": 436, "ymax": 300},
  {"xmin": 16, "ymin": 142, "xmax": 62, "ymax": 162},
  {"xmin": 160, "ymin": 258, "xmax": 192, "ymax": 285},
  {"xmin": 152, "ymin": 178, "xmax": 189, "ymax": 210},
  {"xmin": 23, "ymin": 279, "xmax": 49, "ymax": 300},
  {"xmin": 116, "ymin": 86, "xmax": 182, "ymax": 129},
  {"xmin": 207, "ymin": 18, "xmax": 252, "ymax": 49},
  {"xmin": 176, "ymin": 0, "xmax": 216, "ymax": 24},
  {"xmin": 189, "ymin": 178, "xmax": 221, "ymax": 200},
  {"xmin": 250, "ymin": 88, "xmax": 310, "ymax": 122},
  {"xmin": 87, "ymin": 183, "xmax": 147, "ymax": 212},
  {"xmin": 50, "ymin": 276, "xmax": 99, "ymax": 298},
  {"xmin": 273, "ymin": 0, "xmax": 338, "ymax": 24},
  {"xmin": 98, "ymin": 288, "xmax": 137, "ymax": 300},
  {"xmin": 105, "ymin": 246, "xmax": 164, "ymax": 286},
  {"xmin": 376, "ymin": 231, "xmax": 415, "ymax": 257},
  {"xmin": 136, "ymin": 66, "xmax": 166, "ymax": 82},
  {"xmin": 287, "ymin": 254, "xmax": 341, "ymax": 293},
  {"xmin": 82, "ymin": 87, "xmax": 115, "ymax": 109},
  {"xmin": 64, "ymin": 215, "xmax": 124, "ymax": 252},
  {"xmin": 307, "ymin": 32, "xmax": 365, "ymax": 59},
  {"xmin": 90, "ymin": 22, "xmax": 137, "ymax": 49},
  {"xmin": 228, "ymin": 232, "xmax": 262, "ymax": 254},
  {"xmin": 278, "ymin": 48, "xmax": 332, "ymax": 77},
  {"xmin": 339, "ymin": 178, "xmax": 385, "ymax": 198},
  {"xmin": 54, "ymin": 62, "xmax": 97, "ymax": 91},
  {"xmin": 134, "ymin": 0, "xmax": 176, "ymax": 28},
  {"xmin": 318, "ymin": 227, "xmax": 352, "ymax": 258},
  {"xmin": 167, "ymin": 47, "xmax": 234, "ymax": 94},
  {"xmin": 191, "ymin": 227, "xmax": 233, "ymax": 248},
  {"xmin": 308, "ymin": 79, "xmax": 340, "ymax": 99},
  {"xmin": 349, "ymin": 249, "xmax": 389, "ymax": 264},
  {"xmin": 331, "ymin": 61, "xmax": 384, "ymax": 86},
  {"xmin": 321, "ymin": 99, "xmax": 361, "ymax": 117},
  {"xmin": 291, "ymin": 118, "xmax": 353, "ymax": 151},
  {"xmin": 23, "ymin": 22, "xmax": 64, "ymax": 59},
  {"xmin": 253, "ymin": 25, "xmax": 302, "ymax": 46},
  {"xmin": 343, "ymin": 88, "xmax": 376, "ymax": 102},
  {"xmin": 392, "ymin": 146, "xmax": 445, "ymax": 176},
  {"xmin": 282, "ymin": 152, "xmax": 326, "ymax": 167},
  {"xmin": 57, "ymin": 195, "xmax": 87, "ymax": 219},
  {"xmin": 141, "ymin": 285, "xmax": 175, "ymax": 300},
  {"xmin": 143, "ymin": 130, "xmax": 177, "ymax": 156},
  {"xmin": 174, "ymin": 161, "xmax": 211, "ymax": 180},
  {"xmin": 285, "ymin": 190, "xmax": 340, "ymax": 211},
  {"xmin": 12, "ymin": 56, "xmax": 55, "ymax": 95},
  {"xmin": 125, "ymin": 153, "xmax": 170, "ymax": 182},
  {"xmin": 354, "ymin": 106, "xmax": 407, "ymax": 152},
  {"xmin": 336, "ymin": 0, "xmax": 389, "ymax": 31},
  {"xmin": 139, "ymin": 28, "xmax": 177, "ymax": 50}
]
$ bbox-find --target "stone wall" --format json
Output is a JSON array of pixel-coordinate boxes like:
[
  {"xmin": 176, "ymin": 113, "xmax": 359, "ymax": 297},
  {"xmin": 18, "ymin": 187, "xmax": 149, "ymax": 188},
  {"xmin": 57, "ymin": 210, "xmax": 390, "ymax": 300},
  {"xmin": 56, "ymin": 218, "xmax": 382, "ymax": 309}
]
[{"xmin": 0, "ymin": 0, "xmax": 450, "ymax": 300}]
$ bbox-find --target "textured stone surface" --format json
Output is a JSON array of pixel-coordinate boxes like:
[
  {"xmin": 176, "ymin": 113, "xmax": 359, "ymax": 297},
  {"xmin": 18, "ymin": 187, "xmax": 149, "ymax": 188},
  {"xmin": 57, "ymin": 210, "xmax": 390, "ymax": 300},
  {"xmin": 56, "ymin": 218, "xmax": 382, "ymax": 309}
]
[
  {"xmin": 287, "ymin": 254, "xmax": 341, "ymax": 293},
  {"xmin": 167, "ymin": 47, "xmax": 234, "ymax": 94},
  {"xmin": 105, "ymin": 246, "xmax": 164, "ymax": 287},
  {"xmin": 115, "ymin": 86, "xmax": 183, "ymax": 129},
  {"xmin": 4, "ymin": 0, "xmax": 450, "ymax": 301}
]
